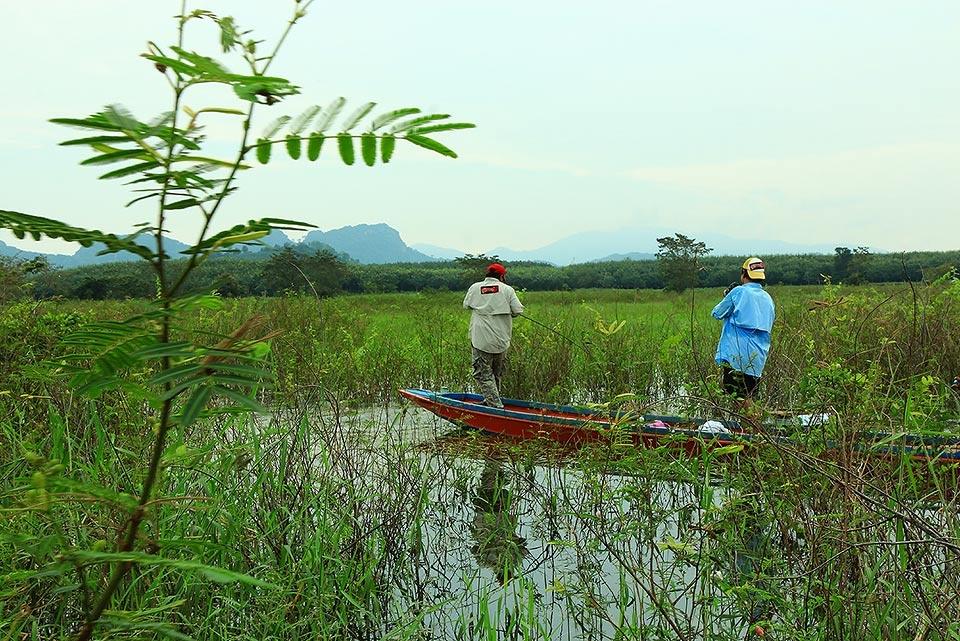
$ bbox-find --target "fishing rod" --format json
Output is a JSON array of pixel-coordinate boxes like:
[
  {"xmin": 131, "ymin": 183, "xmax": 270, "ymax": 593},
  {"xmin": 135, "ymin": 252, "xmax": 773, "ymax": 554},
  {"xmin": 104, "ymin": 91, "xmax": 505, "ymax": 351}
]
[{"xmin": 519, "ymin": 313, "xmax": 593, "ymax": 358}]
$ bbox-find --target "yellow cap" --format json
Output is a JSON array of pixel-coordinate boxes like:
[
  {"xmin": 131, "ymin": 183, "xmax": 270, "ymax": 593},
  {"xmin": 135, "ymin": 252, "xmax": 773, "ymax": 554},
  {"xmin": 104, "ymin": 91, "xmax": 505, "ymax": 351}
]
[{"xmin": 742, "ymin": 257, "xmax": 766, "ymax": 280}]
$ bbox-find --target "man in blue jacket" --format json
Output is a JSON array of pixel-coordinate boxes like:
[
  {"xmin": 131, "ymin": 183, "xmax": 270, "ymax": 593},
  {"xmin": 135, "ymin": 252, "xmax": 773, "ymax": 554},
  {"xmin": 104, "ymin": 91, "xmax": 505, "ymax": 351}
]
[{"xmin": 711, "ymin": 257, "xmax": 775, "ymax": 400}]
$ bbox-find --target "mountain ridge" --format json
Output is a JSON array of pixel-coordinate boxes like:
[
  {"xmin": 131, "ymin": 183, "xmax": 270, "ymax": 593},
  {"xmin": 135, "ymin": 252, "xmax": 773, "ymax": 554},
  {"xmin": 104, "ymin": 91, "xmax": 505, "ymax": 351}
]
[
  {"xmin": 2, "ymin": 223, "xmax": 856, "ymax": 268},
  {"xmin": 482, "ymin": 227, "xmax": 846, "ymax": 265},
  {"xmin": 1, "ymin": 223, "xmax": 436, "ymax": 267}
]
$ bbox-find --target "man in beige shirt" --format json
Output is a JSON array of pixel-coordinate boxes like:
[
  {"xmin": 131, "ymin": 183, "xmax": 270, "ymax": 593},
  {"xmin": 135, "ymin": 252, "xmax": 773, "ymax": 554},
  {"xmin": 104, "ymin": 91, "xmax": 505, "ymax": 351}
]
[{"xmin": 462, "ymin": 263, "xmax": 524, "ymax": 407}]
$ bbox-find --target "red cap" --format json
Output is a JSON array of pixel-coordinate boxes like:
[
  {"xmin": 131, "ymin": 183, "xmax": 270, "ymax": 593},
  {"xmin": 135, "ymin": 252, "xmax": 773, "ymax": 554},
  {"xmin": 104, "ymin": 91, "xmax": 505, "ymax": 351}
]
[{"xmin": 487, "ymin": 263, "xmax": 507, "ymax": 277}]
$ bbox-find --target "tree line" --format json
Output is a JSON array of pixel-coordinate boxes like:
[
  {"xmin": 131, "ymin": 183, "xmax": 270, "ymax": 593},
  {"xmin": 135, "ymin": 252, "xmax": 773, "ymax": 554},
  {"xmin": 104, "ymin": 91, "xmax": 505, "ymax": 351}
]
[{"xmin": 5, "ymin": 244, "xmax": 955, "ymax": 300}]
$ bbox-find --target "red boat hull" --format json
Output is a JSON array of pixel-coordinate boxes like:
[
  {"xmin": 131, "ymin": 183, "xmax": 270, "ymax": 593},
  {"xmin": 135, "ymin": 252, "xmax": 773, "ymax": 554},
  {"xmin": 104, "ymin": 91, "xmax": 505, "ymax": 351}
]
[
  {"xmin": 398, "ymin": 388, "xmax": 960, "ymax": 464},
  {"xmin": 398, "ymin": 388, "xmax": 744, "ymax": 456}
]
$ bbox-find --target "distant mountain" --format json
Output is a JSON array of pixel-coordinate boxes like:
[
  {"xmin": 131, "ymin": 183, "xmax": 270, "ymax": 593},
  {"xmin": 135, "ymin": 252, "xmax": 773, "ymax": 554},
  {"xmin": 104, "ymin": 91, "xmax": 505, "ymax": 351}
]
[
  {"xmin": 411, "ymin": 243, "xmax": 466, "ymax": 260},
  {"xmin": 0, "ymin": 239, "xmax": 50, "ymax": 262},
  {"xmin": 1, "ymin": 223, "xmax": 435, "ymax": 267},
  {"xmin": 52, "ymin": 236, "xmax": 192, "ymax": 268},
  {"xmin": 0, "ymin": 235, "xmax": 191, "ymax": 268},
  {"xmin": 595, "ymin": 252, "xmax": 656, "ymax": 262},
  {"xmin": 486, "ymin": 227, "xmax": 843, "ymax": 265},
  {"xmin": 259, "ymin": 229, "xmax": 292, "ymax": 247},
  {"xmin": 302, "ymin": 223, "xmax": 436, "ymax": 264},
  {"xmin": 1, "ymin": 222, "xmax": 853, "ymax": 268}
]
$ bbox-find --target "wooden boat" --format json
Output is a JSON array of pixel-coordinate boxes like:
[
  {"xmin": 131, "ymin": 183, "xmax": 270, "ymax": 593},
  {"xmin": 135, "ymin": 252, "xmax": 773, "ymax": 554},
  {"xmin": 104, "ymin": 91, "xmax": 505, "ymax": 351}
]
[{"xmin": 398, "ymin": 388, "xmax": 960, "ymax": 464}]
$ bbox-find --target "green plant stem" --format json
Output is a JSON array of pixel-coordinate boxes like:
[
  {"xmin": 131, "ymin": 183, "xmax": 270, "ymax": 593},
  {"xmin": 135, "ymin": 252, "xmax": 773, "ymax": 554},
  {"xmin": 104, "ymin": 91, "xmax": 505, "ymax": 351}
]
[
  {"xmin": 260, "ymin": 2, "xmax": 312, "ymax": 75},
  {"xmin": 170, "ymin": 1, "xmax": 309, "ymax": 297},
  {"xmin": 75, "ymin": 400, "xmax": 175, "ymax": 641},
  {"xmin": 76, "ymin": 4, "xmax": 312, "ymax": 630},
  {"xmin": 75, "ymin": 2, "xmax": 190, "ymax": 638},
  {"xmin": 169, "ymin": 103, "xmax": 256, "ymax": 297}
]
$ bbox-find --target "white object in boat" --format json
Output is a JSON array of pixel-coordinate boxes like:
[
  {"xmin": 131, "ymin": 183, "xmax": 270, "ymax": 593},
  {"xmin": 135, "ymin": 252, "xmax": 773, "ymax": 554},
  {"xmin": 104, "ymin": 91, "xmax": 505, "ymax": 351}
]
[{"xmin": 700, "ymin": 420, "xmax": 731, "ymax": 434}]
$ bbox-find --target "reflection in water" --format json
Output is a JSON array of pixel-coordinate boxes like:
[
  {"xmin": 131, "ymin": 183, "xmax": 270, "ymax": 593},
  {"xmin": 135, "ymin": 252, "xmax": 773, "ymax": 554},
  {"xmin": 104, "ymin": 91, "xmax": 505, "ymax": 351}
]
[
  {"xmin": 470, "ymin": 460, "xmax": 529, "ymax": 585},
  {"xmin": 732, "ymin": 500, "xmax": 777, "ymax": 626},
  {"xmin": 327, "ymin": 405, "xmax": 960, "ymax": 640}
]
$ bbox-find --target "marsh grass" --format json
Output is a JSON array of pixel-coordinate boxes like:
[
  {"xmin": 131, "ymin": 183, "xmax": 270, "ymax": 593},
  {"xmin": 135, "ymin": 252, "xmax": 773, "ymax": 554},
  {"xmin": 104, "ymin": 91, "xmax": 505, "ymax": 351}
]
[{"xmin": 3, "ymin": 282, "xmax": 960, "ymax": 639}]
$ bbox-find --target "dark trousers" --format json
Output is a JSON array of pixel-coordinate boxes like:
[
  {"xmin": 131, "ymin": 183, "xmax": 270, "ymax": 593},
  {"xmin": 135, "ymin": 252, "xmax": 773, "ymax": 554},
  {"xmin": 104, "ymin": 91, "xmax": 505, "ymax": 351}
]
[
  {"xmin": 722, "ymin": 364, "xmax": 760, "ymax": 399},
  {"xmin": 472, "ymin": 348, "xmax": 506, "ymax": 407}
]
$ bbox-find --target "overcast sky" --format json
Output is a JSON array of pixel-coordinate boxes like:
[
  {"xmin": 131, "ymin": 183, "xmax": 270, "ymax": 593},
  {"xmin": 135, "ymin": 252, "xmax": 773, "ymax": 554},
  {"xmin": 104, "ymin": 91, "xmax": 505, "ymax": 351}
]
[{"xmin": 1, "ymin": 0, "xmax": 958, "ymax": 254}]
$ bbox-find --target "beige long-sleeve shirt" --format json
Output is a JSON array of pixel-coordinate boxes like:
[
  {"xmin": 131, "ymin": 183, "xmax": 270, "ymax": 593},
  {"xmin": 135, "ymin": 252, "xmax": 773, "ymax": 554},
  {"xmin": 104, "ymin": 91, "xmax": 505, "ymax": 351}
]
[{"xmin": 463, "ymin": 277, "xmax": 524, "ymax": 354}]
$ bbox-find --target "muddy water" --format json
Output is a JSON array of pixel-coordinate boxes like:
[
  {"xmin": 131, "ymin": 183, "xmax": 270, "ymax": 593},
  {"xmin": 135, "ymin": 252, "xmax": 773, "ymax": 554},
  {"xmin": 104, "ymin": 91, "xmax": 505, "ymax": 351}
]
[{"xmin": 319, "ymin": 402, "xmax": 762, "ymax": 640}]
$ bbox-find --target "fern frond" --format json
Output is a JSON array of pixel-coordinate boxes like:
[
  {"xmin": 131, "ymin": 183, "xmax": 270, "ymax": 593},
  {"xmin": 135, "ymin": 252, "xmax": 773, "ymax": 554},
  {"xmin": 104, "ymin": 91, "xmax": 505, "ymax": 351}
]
[
  {"xmin": 405, "ymin": 134, "xmax": 457, "ymax": 158},
  {"xmin": 307, "ymin": 133, "xmax": 324, "ymax": 161},
  {"xmin": 314, "ymin": 97, "xmax": 345, "ymax": 132},
  {"xmin": 371, "ymin": 107, "xmax": 420, "ymax": 131},
  {"xmin": 289, "ymin": 105, "xmax": 320, "ymax": 134},
  {"xmin": 340, "ymin": 102, "xmax": 375, "ymax": 132},
  {"xmin": 361, "ymin": 133, "xmax": 376, "ymax": 167},
  {"xmin": 391, "ymin": 114, "xmax": 450, "ymax": 134},
  {"xmin": 337, "ymin": 134, "xmax": 355, "ymax": 165}
]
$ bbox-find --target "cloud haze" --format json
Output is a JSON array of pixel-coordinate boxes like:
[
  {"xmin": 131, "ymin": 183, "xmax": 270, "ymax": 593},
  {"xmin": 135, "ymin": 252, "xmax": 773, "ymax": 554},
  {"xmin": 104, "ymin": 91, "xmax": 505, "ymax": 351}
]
[{"xmin": 1, "ymin": 0, "xmax": 957, "ymax": 254}]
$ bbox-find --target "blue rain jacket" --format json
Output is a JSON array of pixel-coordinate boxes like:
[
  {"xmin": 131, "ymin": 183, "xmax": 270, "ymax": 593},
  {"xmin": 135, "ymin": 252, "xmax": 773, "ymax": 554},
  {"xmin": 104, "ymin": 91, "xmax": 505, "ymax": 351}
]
[{"xmin": 711, "ymin": 283, "xmax": 775, "ymax": 377}]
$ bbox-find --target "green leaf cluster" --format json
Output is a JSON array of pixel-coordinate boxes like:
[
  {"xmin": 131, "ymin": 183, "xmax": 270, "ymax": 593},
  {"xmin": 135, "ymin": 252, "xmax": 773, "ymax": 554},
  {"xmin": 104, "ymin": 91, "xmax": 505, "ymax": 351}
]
[
  {"xmin": 144, "ymin": 46, "xmax": 299, "ymax": 103},
  {"xmin": 0, "ymin": 2, "xmax": 474, "ymax": 637},
  {"xmin": 0, "ymin": 210, "xmax": 155, "ymax": 261},
  {"xmin": 252, "ymin": 101, "xmax": 475, "ymax": 166}
]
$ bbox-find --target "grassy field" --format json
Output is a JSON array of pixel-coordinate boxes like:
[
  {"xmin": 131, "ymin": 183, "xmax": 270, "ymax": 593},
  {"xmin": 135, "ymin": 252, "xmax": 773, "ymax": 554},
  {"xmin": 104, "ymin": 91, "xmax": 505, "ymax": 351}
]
[
  {"xmin": 3, "ymin": 282, "xmax": 960, "ymax": 639},
  {"xmin": 28, "ymin": 282, "xmax": 960, "ymax": 418}
]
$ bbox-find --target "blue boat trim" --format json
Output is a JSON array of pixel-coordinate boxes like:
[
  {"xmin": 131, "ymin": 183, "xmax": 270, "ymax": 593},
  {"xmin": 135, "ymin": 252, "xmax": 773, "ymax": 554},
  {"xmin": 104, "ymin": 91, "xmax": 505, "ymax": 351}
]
[
  {"xmin": 401, "ymin": 388, "xmax": 960, "ymax": 461},
  {"xmin": 403, "ymin": 389, "xmax": 758, "ymax": 442}
]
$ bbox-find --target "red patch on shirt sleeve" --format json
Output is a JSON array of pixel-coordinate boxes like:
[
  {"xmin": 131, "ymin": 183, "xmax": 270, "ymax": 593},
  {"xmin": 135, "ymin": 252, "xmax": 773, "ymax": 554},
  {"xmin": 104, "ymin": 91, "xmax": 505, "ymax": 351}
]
[{"xmin": 480, "ymin": 285, "xmax": 500, "ymax": 294}]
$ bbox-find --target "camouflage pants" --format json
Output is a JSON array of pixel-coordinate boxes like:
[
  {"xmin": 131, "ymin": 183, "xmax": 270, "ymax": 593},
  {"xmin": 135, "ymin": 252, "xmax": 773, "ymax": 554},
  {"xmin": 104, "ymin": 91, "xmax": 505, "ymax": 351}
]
[{"xmin": 472, "ymin": 347, "xmax": 506, "ymax": 408}]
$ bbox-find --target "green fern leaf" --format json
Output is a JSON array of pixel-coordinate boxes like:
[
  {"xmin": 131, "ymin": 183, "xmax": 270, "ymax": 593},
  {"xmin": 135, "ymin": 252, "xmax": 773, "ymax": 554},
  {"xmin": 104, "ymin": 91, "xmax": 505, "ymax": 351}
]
[
  {"xmin": 169, "ymin": 46, "xmax": 230, "ymax": 77},
  {"xmin": 390, "ymin": 114, "xmax": 450, "ymax": 134},
  {"xmin": 170, "ymin": 156, "xmax": 249, "ymax": 169},
  {"xmin": 219, "ymin": 16, "xmax": 238, "ymax": 52},
  {"xmin": 360, "ymin": 133, "xmax": 376, "ymax": 167},
  {"xmin": 381, "ymin": 134, "xmax": 396, "ymax": 163},
  {"xmin": 260, "ymin": 115, "xmax": 290, "ymax": 139},
  {"xmin": 337, "ymin": 134, "xmax": 355, "ymax": 165},
  {"xmin": 103, "ymin": 104, "xmax": 141, "ymax": 132},
  {"xmin": 232, "ymin": 75, "xmax": 300, "ymax": 103},
  {"xmin": 256, "ymin": 139, "xmax": 272, "ymax": 164},
  {"xmin": 410, "ymin": 122, "xmax": 476, "ymax": 135},
  {"xmin": 259, "ymin": 217, "xmax": 317, "ymax": 229},
  {"xmin": 50, "ymin": 115, "xmax": 123, "ymax": 132},
  {"xmin": 285, "ymin": 135, "xmax": 301, "ymax": 160},
  {"xmin": 289, "ymin": 105, "xmax": 320, "ymax": 134},
  {"xmin": 183, "ymin": 218, "xmax": 313, "ymax": 256},
  {"xmin": 340, "ymin": 102, "xmax": 376, "ymax": 132},
  {"xmin": 163, "ymin": 198, "xmax": 199, "ymax": 211},
  {"xmin": 0, "ymin": 210, "xmax": 156, "ymax": 260},
  {"xmin": 213, "ymin": 385, "xmax": 265, "ymax": 413},
  {"xmin": 99, "ymin": 161, "xmax": 162, "ymax": 180},
  {"xmin": 149, "ymin": 111, "xmax": 174, "ymax": 127},
  {"xmin": 404, "ymin": 134, "xmax": 457, "ymax": 158},
  {"xmin": 125, "ymin": 193, "xmax": 160, "ymax": 207},
  {"xmin": 371, "ymin": 107, "xmax": 421, "ymax": 131},
  {"xmin": 180, "ymin": 384, "xmax": 212, "ymax": 427},
  {"xmin": 142, "ymin": 54, "xmax": 197, "ymax": 77},
  {"xmin": 314, "ymin": 97, "xmax": 346, "ymax": 132},
  {"xmin": 60, "ymin": 135, "xmax": 132, "ymax": 147},
  {"xmin": 307, "ymin": 133, "xmax": 324, "ymax": 161},
  {"xmin": 149, "ymin": 364, "xmax": 204, "ymax": 388},
  {"xmin": 80, "ymin": 149, "xmax": 150, "ymax": 166}
]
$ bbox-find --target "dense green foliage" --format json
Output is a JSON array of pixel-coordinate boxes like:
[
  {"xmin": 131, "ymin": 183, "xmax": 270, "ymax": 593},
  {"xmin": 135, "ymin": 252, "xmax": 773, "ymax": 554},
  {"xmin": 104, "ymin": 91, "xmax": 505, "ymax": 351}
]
[
  {"xmin": 0, "ymin": 0, "xmax": 474, "ymax": 637},
  {"xmin": 24, "ymin": 248, "xmax": 960, "ymax": 299},
  {"xmin": 2, "ymin": 0, "xmax": 958, "ymax": 638},
  {"xmin": 3, "ymin": 284, "xmax": 960, "ymax": 639},
  {"xmin": 655, "ymin": 233, "xmax": 713, "ymax": 293}
]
